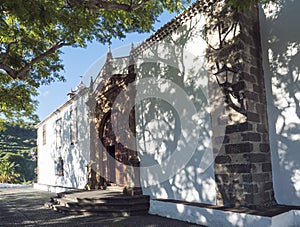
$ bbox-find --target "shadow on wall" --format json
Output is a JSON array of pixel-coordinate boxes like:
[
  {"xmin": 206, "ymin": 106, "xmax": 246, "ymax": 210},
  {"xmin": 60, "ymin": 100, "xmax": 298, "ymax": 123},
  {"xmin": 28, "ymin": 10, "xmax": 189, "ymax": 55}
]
[
  {"xmin": 260, "ymin": 0, "xmax": 300, "ymax": 205},
  {"xmin": 134, "ymin": 13, "xmax": 216, "ymax": 204},
  {"xmin": 49, "ymin": 95, "xmax": 90, "ymax": 189}
]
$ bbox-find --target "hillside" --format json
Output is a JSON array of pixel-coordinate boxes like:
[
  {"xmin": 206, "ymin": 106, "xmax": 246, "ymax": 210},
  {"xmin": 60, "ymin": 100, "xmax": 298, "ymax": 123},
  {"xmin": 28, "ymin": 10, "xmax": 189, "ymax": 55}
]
[{"xmin": 0, "ymin": 124, "xmax": 37, "ymax": 183}]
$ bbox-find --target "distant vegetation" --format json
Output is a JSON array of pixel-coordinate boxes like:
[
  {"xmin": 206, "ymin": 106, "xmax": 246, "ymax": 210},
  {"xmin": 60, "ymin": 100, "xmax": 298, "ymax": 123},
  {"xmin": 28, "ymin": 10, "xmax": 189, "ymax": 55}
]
[{"xmin": 0, "ymin": 123, "xmax": 37, "ymax": 184}]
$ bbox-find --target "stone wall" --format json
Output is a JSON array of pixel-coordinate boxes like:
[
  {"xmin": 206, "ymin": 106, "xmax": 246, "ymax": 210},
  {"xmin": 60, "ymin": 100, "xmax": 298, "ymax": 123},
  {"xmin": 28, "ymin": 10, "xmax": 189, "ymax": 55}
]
[{"xmin": 207, "ymin": 1, "xmax": 276, "ymax": 208}]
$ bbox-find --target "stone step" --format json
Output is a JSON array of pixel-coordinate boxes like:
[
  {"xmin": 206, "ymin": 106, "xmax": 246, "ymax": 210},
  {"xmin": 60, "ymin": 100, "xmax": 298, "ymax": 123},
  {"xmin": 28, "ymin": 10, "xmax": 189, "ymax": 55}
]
[
  {"xmin": 76, "ymin": 195, "xmax": 150, "ymax": 205},
  {"xmin": 56, "ymin": 189, "xmax": 84, "ymax": 198},
  {"xmin": 60, "ymin": 192, "xmax": 149, "ymax": 205},
  {"xmin": 54, "ymin": 196, "xmax": 149, "ymax": 206},
  {"xmin": 46, "ymin": 189, "xmax": 150, "ymax": 217},
  {"xmin": 50, "ymin": 204, "xmax": 149, "ymax": 216},
  {"xmin": 56, "ymin": 200, "xmax": 149, "ymax": 211},
  {"xmin": 106, "ymin": 185, "xmax": 125, "ymax": 192}
]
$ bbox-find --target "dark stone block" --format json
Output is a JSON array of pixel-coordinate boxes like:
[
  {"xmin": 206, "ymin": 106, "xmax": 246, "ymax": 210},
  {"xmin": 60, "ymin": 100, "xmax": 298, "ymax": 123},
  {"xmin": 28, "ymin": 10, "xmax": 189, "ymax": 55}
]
[
  {"xmin": 250, "ymin": 67, "xmax": 258, "ymax": 76},
  {"xmin": 227, "ymin": 164, "xmax": 254, "ymax": 173},
  {"xmin": 262, "ymin": 134, "xmax": 269, "ymax": 142},
  {"xmin": 242, "ymin": 132, "xmax": 261, "ymax": 142},
  {"xmin": 232, "ymin": 81, "xmax": 246, "ymax": 91},
  {"xmin": 256, "ymin": 103, "xmax": 265, "ymax": 113},
  {"xmin": 264, "ymin": 191, "xmax": 271, "ymax": 201},
  {"xmin": 240, "ymin": 72, "xmax": 256, "ymax": 83},
  {"xmin": 250, "ymin": 47, "xmax": 258, "ymax": 57},
  {"xmin": 244, "ymin": 184, "xmax": 258, "ymax": 193},
  {"xmin": 259, "ymin": 94, "xmax": 267, "ymax": 104},
  {"xmin": 226, "ymin": 122, "xmax": 253, "ymax": 134},
  {"xmin": 245, "ymin": 194, "xmax": 254, "ymax": 203},
  {"xmin": 243, "ymin": 153, "xmax": 266, "ymax": 163},
  {"xmin": 247, "ymin": 112, "xmax": 260, "ymax": 122},
  {"xmin": 244, "ymin": 91, "xmax": 259, "ymax": 102},
  {"xmin": 253, "ymin": 173, "xmax": 270, "ymax": 182},
  {"xmin": 257, "ymin": 124, "xmax": 268, "ymax": 133},
  {"xmin": 253, "ymin": 84, "xmax": 263, "ymax": 93},
  {"xmin": 243, "ymin": 174, "xmax": 253, "ymax": 183},
  {"xmin": 264, "ymin": 182, "xmax": 274, "ymax": 191},
  {"xmin": 262, "ymin": 163, "xmax": 272, "ymax": 172},
  {"xmin": 225, "ymin": 143, "xmax": 253, "ymax": 154},
  {"xmin": 260, "ymin": 143, "xmax": 270, "ymax": 153},
  {"xmin": 215, "ymin": 155, "xmax": 232, "ymax": 164}
]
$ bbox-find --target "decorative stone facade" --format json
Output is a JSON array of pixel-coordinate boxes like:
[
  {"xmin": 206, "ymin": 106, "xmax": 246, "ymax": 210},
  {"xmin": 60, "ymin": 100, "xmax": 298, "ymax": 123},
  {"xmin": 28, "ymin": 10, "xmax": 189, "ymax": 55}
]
[{"xmin": 86, "ymin": 47, "xmax": 140, "ymax": 190}]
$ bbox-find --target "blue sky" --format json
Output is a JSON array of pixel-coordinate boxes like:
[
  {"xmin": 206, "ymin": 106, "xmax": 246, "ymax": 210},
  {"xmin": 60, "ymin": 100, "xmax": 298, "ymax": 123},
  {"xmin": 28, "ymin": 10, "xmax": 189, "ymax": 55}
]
[{"xmin": 37, "ymin": 12, "xmax": 176, "ymax": 120}]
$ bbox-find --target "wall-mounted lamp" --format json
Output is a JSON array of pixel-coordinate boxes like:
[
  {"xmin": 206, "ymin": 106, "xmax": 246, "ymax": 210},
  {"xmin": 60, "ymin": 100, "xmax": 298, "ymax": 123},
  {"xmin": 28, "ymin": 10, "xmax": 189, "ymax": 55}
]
[{"xmin": 214, "ymin": 64, "xmax": 246, "ymax": 115}]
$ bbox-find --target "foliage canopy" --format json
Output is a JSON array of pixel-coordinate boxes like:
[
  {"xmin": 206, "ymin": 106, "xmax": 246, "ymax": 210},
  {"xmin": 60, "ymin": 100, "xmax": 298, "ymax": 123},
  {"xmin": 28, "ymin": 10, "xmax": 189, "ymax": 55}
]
[
  {"xmin": 0, "ymin": 0, "xmax": 193, "ymax": 126},
  {"xmin": 0, "ymin": 0, "xmax": 276, "ymax": 126},
  {"xmin": 228, "ymin": 0, "xmax": 277, "ymax": 11}
]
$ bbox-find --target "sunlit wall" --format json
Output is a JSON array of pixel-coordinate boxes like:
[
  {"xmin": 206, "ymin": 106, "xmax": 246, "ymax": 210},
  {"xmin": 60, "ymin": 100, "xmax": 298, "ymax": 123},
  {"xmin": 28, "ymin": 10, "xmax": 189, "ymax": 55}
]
[
  {"xmin": 36, "ymin": 88, "xmax": 90, "ymax": 191},
  {"xmin": 135, "ymin": 12, "xmax": 216, "ymax": 204},
  {"xmin": 260, "ymin": 0, "xmax": 300, "ymax": 206}
]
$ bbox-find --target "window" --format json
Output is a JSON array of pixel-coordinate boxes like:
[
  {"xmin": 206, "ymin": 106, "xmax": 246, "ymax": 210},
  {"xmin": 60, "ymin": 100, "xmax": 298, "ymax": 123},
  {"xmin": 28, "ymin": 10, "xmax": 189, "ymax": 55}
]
[
  {"xmin": 70, "ymin": 108, "xmax": 78, "ymax": 144},
  {"xmin": 74, "ymin": 107, "xmax": 78, "ymax": 142},
  {"xmin": 54, "ymin": 157, "xmax": 64, "ymax": 176},
  {"xmin": 56, "ymin": 118, "xmax": 62, "ymax": 149},
  {"xmin": 42, "ymin": 124, "xmax": 46, "ymax": 145}
]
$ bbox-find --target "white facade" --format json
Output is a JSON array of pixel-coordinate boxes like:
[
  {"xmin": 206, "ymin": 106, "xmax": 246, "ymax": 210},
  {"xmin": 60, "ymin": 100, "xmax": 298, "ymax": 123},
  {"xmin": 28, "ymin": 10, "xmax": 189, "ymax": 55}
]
[
  {"xmin": 150, "ymin": 200, "xmax": 300, "ymax": 227},
  {"xmin": 35, "ymin": 86, "xmax": 90, "ymax": 192},
  {"xmin": 260, "ymin": 1, "xmax": 300, "ymax": 206},
  {"xmin": 135, "ymin": 12, "xmax": 216, "ymax": 204}
]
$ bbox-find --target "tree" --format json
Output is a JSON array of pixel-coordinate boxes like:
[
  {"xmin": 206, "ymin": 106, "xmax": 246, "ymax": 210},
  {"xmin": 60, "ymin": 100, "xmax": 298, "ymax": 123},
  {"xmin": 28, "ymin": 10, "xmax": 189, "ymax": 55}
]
[
  {"xmin": 0, "ymin": 0, "xmax": 275, "ymax": 127},
  {"xmin": 228, "ymin": 0, "xmax": 276, "ymax": 11},
  {"xmin": 0, "ymin": 0, "xmax": 194, "ymax": 127}
]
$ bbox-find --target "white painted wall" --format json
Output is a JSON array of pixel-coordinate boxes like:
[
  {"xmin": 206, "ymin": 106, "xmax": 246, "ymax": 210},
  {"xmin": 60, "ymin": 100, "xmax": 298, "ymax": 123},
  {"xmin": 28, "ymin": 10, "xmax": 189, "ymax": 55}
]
[
  {"xmin": 135, "ymin": 13, "xmax": 216, "ymax": 204},
  {"xmin": 150, "ymin": 200, "xmax": 300, "ymax": 227},
  {"xmin": 36, "ymin": 88, "xmax": 90, "ymax": 191},
  {"xmin": 260, "ymin": 1, "xmax": 300, "ymax": 206}
]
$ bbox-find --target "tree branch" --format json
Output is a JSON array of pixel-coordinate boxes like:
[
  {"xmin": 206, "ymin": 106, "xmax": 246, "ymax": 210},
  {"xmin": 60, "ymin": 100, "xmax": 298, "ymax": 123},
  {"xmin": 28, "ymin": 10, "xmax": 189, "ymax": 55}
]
[
  {"xmin": 131, "ymin": 0, "xmax": 152, "ymax": 11},
  {"xmin": 16, "ymin": 42, "xmax": 71, "ymax": 79},
  {"xmin": 0, "ymin": 40, "xmax": 19, "ymax": 66},
  {"xmin": 67, "ymin": 0, "xmax": 151, "ymax": 12},
  {"xmin": 0, "ymin": 64, "xmax": 18, "ymax": 79},
  {"xmin": 0, "ymin": 41, "xmax": 71, "ymax": 81}
]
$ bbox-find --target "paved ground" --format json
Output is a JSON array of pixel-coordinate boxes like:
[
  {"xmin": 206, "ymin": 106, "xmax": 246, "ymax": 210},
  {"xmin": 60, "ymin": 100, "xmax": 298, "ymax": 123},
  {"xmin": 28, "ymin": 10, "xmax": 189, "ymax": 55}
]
[{"xmin": 0, "ymin": 186, "xmax": 203, "ymax": 226}]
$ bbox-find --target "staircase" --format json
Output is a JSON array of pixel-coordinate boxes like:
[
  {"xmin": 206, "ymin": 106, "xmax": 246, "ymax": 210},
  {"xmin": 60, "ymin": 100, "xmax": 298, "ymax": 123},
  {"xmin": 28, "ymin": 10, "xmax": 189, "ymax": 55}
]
[{"xmin": 45, "ymin": 188, "xmax": 150, "ymax": 216}]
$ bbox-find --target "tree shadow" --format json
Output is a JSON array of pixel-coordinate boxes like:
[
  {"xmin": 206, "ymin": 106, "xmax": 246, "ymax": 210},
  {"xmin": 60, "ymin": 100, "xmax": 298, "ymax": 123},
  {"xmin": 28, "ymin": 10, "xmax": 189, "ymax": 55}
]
[
  {"xmin": 37, "ymin": 87, "xmax": 91, "ymax": 191},
  {"xmin": 134, "ymin": 12, "xmax": 216, "ymax": 204},
  {"xmin": 260, "ymin": 0, "xmax": 300, "ymax": 205}
]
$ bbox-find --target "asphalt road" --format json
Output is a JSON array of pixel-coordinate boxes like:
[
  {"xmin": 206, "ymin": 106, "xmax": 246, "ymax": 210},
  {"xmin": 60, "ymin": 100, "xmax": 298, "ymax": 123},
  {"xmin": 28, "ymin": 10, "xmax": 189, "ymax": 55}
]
[{"xmin": 0, "ymin": 186, "xmax": 203, "ymax": 226}]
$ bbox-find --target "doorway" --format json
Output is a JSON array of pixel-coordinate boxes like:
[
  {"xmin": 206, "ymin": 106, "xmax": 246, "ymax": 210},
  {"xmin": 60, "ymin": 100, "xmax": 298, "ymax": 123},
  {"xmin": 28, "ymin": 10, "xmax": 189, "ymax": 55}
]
[{"xmin": 106, "ymin": 145, "xmax": 116, "ymax": 183}]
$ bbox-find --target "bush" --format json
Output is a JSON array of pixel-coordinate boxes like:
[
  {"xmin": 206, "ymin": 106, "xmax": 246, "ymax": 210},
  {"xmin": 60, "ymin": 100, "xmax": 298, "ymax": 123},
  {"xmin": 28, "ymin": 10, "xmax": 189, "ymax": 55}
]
[{"xmin": 0, "ymin": 158, "xmax": 20, "ymax": 183}]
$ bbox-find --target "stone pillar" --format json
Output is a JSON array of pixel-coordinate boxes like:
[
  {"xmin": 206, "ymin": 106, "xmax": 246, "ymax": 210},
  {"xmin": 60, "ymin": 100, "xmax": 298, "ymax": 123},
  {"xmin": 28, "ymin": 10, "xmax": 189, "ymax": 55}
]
[
  {"xmin": 86, "ymin": 77, "xmax": 106, "ymax": 189},
  {"xmin": 207, "ymin": 1, "xmax": 276, "ymax": 208},
  {"xmin": 125, "ymin": 47, "xmax": 142, "ymax": 194},
  {"xmin": 86, "ymin": 99, "xmax": 102, "ymax": 189}
]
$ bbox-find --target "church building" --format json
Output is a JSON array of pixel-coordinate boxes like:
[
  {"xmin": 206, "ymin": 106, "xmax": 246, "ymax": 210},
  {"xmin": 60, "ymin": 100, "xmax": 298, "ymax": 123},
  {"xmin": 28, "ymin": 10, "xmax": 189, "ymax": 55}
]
[{"xmin": 35, "ymin": 0, "xmax": 300, "ymax": 225}]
